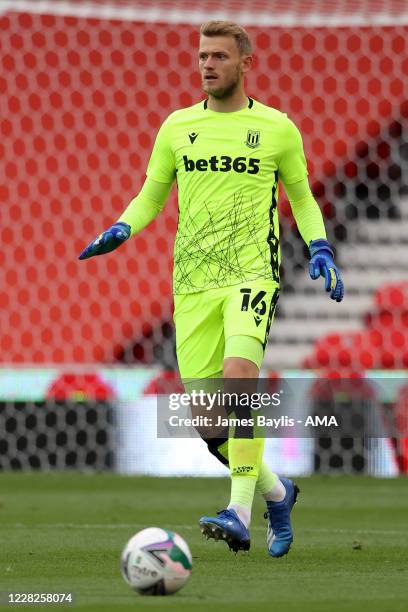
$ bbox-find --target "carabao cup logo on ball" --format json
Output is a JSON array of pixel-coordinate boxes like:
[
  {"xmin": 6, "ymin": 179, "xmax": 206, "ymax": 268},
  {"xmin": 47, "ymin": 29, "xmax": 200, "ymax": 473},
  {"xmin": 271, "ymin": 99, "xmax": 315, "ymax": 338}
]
[{"xmin": 121, "ymin": 527, "xmax": 192, "ymax": 596}]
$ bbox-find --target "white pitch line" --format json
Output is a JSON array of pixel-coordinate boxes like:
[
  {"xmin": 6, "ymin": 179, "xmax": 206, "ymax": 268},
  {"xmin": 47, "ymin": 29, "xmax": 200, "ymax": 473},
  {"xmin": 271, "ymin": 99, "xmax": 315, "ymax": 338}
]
[
  {"xmin": 7, "ymin": 524, "xmax": 406, "ymax": 535},
  {"xmin": 0, "ymin": 0, "xmax": 407, "ymax": 26}
]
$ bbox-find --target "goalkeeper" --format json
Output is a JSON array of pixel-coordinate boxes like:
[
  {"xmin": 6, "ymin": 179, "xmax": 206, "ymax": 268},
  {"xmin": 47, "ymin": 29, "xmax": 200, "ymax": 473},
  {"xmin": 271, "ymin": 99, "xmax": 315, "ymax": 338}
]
[{"xmin": 79, "ymin": 21, "xmax": 344, "ymax": 557}]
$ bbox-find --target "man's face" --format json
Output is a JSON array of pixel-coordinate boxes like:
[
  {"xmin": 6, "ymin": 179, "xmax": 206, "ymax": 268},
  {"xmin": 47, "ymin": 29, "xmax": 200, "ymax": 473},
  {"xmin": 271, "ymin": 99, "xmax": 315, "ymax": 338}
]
[{"xmin": 199, "ymin": 35, "xmax": 250, "ymax": 99}]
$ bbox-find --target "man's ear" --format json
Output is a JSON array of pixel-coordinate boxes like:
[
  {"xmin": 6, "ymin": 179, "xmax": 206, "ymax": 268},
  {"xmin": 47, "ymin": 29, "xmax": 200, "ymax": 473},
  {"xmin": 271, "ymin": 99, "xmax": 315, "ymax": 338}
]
[{"xmin": 241, "ymin": 54, "xmax": 253, "ymax": 74}]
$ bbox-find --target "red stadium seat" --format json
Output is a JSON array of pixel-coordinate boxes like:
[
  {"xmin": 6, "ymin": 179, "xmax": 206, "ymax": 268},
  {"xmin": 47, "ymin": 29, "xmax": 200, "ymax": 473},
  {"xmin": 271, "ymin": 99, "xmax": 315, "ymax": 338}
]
[
  {"xmin": 305, "ymin": 274, "xmax": 408, "ymax": 373},
  {"xmin": 1, "ymin": 10, "xmax": 407, "ymax": 363},
  {"xmin": 374, "ymin": 281, "xmax": 408, "ymax": 310},
  {"xmin": 393, "ymin": 384, "xmax": 408, "ymax": 473}
]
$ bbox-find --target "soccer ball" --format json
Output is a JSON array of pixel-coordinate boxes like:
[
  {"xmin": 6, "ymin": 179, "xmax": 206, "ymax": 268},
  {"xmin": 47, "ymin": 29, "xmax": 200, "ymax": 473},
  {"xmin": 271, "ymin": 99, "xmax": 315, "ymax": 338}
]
[{"xmin": 120, "ymin": 527, "xmax": 192, "ymax": 596}]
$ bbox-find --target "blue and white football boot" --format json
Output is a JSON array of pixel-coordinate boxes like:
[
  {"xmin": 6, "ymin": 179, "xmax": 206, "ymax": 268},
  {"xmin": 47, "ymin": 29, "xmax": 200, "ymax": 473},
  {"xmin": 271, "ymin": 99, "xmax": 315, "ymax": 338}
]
[
  {"xmin": 199, "ymin": 508, "xmax": 250, "ymax": 552},
  {"xmin": 264, "ymin": 477, "xmax": 300, "ymax": 558}
]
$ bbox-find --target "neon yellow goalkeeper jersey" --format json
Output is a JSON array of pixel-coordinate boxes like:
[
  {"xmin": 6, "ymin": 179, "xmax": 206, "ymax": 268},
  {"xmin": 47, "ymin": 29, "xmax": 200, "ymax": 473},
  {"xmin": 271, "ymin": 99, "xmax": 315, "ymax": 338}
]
[{"xmin": 147, "ymin": 97, "xmax": 308, "ymax": 295}]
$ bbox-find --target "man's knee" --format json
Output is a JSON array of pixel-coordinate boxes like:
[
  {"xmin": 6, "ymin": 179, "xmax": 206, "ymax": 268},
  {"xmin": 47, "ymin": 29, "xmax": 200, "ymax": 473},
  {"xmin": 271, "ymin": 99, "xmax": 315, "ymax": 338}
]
[
  {"xmin": 223, "ymin": 356, "xmax": 259, "ymax": 379},
  {"xmin": 205, "ymin": 437, "xmax": 229, "ymax": 466}
]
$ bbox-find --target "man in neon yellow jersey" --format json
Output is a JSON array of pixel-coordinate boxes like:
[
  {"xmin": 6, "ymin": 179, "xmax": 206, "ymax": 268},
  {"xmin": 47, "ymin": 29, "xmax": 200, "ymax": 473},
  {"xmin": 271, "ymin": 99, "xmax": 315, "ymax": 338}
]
[{"xmin": 79, "ymin": 20, "xmax": 344, "ymax": 557}]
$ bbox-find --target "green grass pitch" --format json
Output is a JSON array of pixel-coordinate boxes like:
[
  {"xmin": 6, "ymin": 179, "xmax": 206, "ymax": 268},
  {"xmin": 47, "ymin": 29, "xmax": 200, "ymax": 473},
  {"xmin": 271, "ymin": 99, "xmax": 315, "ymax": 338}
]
[{"xmin": 1, "ymin": 473, "xmax": 407, "ymax": 612}]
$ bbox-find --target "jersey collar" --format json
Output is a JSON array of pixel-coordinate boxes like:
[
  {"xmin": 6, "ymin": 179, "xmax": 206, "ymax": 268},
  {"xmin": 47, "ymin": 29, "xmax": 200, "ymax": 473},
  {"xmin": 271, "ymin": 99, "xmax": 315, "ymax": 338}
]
[{"xmin": 203, "ymin": 96, "xmax": 254, "ymax": 110}]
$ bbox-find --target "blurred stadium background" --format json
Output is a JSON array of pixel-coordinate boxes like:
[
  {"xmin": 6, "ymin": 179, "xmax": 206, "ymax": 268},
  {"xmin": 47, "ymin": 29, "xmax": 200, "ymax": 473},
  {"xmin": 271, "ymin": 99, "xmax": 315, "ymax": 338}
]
[{"xmin": 0, "ymin": 0, "xmax": 407, "ymax": 477}]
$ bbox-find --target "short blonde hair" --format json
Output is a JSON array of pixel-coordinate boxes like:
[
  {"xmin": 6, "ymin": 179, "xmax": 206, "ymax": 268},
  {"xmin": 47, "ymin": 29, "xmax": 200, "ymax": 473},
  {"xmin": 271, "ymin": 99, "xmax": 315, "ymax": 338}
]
[{"xmin": 200, "ymin": 20, "xmax": 252, "ymax": 56}]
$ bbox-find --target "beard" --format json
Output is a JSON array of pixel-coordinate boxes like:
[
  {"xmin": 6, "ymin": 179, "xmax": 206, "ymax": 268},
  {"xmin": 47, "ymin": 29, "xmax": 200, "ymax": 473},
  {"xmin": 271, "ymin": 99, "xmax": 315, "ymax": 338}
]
[{"xmin": 203, "ymin": 67, "xmax": 241, "ymax": 99}]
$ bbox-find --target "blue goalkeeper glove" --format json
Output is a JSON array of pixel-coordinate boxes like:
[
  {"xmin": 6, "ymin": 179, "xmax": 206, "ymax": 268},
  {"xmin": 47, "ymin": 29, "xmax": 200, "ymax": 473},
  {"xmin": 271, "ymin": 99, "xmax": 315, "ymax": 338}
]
[
  {"xmin": 308, "ymin": 239, "xmax": 344, "ymax": 302},
  {"xmin": 78, "ymin": 221, "xmax": 131, "ymax": 260}
]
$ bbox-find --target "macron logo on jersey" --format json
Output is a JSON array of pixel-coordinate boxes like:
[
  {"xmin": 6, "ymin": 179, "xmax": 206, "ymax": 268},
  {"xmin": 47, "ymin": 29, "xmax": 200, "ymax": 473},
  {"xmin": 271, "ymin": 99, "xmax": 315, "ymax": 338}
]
[{"xmin": 189, "ymin": 132, "xmax": 198, "ymax": 144}]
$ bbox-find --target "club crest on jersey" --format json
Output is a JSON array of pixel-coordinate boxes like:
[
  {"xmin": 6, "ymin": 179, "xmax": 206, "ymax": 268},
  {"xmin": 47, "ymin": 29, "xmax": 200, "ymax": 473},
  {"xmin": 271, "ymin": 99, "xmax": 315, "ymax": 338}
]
[{"xmin": 245, "ymin": 129, "xmax": 260, "ymax": 149}]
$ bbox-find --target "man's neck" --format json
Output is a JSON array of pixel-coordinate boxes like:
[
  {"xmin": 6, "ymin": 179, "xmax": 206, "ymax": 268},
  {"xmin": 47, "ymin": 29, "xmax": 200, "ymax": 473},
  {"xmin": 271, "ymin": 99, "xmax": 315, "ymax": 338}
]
[{"xmin": 207, "ymin": 91, "xmax": 249, "ymax": 113}]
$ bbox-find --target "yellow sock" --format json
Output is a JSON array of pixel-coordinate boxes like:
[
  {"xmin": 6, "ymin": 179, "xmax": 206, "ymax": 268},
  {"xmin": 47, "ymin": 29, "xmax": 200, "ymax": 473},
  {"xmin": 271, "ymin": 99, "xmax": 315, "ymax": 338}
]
[
  {"xmin": 227, "ymin": 437, "xmax": 264, "ymax": 526},
  {"xmin": 215, "ymin": 440, "xmax": 281, "ymax": 502},
  {"xmin": 256, "ymin": 462, "xmax": 279, "ymax": 495}
]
